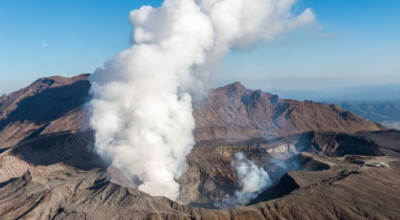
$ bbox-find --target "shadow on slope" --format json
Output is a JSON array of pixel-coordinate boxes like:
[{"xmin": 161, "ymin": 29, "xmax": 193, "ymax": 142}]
[
  {"xmin": 0, "ymin": 79, "xmax": 90, "ymax": 137},
  {"xmin": 12, "ymin": 131, "xmax": 104, "ymax": 170}
]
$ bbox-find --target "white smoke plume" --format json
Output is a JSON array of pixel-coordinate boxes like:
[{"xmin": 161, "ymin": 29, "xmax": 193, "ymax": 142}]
[
  {"xmin": 89, "ymin": 0, "xmax": 315, "ymax": 201},
  {"xmin": 215, "ymin": 152, "xmax": 272, "ymax": 208}
]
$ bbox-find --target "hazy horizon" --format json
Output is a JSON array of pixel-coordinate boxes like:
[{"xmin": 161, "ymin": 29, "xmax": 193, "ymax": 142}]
[{"xmin": 2, "ymin": 72, "xmax": 400, "ymax": 103}]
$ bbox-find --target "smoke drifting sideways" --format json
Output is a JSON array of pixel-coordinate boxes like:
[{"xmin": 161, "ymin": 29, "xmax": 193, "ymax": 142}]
[
  {"xmin": 215, "ymin": 153, "xmax": 272, "ymax": 208},
  {"xmin": 89, "ymin": 0, "xmax": 315, "ymax": 201}
]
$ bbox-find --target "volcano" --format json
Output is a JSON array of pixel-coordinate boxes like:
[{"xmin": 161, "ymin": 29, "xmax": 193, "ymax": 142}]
[{"xmin": 0, "ymin": 75, "xmax": 399, "ymax": 219}]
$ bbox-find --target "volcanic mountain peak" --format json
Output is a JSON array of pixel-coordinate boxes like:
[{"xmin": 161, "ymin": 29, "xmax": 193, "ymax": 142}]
[
  {"xmin": 33, "ymin": 73, "xmax": 89, "ymax": 87},
  {"xmin": 194, "ymin": 80, "xmax": 384, "ymax": 143},
  {"xmin": 0, "ymin": 74, "xmax": 90, "ymax": 149},
  {"xmin": 220, "ymin": 81, "xmax": 248, "ymax": 95},
  {"xmin": 0, "ymin": 74, "xmax": 90, "ymax": 115},
  {"xmin": 0, "ymin": 74, "xmax": 399, "ymax": 219},
  {"xmin": 0, "ymin": 75, "xmax": 385, "ymax": 149}
]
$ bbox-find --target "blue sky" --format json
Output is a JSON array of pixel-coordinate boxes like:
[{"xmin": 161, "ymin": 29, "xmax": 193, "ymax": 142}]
[{"xmin": 0, "ymin": 0, "xmax": 399, "ymax": 94}]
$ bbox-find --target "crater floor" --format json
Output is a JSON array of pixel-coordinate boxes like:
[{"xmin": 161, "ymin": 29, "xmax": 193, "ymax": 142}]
[{"xmin": 0, "ymin": 130, "xmax": 400, "ymax": 219}]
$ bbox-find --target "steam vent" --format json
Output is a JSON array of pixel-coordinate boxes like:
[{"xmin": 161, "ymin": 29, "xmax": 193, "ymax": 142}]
[
  {"xmin": 0, "ymin": 74, "xmax": 399, "ymax": 219},
  {"xmin": 1, "ymin": 0, "xmax": 400, "ymax": 219}
]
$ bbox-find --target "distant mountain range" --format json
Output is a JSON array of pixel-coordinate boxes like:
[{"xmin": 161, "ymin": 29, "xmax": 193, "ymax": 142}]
[
  {"xmin": 336, "ymin": 101, "xmax": 400, "ymax": 129},
  {"xmin": 269, "ymin": 84, "xmax": 400, "ymax": 130},
  {"xmin": 270, "ymin": 83, "xmax": 400, "ymax": 102}
]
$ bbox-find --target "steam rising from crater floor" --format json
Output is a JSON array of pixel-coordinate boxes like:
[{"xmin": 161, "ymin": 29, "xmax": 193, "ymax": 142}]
[
  {"xmin": 215, "ymin": 153, "xmax": 272, "ymax": 208},
  {"xmin": 89, "ymin": 0, "xmax": 315, "ymax": 201}
]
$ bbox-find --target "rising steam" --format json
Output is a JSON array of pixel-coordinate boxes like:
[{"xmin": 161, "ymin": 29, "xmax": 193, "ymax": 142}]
[
  {"xmin": 215, "ymin": 152, "xmax": 272, "ymax": 208},
  {"xmin": 89, "ymin": 0, "xmax": 315, "ymax": 201}
]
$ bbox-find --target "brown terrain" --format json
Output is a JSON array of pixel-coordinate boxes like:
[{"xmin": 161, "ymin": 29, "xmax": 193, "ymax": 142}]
[
  {"xmin": 0, "ymin": 74, "xmax": 399, "ymax": 220},
  {"xmin": 193, "ymin": 82, "xmax": 383, "ymax": 142}
]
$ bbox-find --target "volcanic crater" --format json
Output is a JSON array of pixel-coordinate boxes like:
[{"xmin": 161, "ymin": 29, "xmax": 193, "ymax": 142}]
[{"xmin": 0, "ymin": 75, "xmax": 400, "ymax": 219}]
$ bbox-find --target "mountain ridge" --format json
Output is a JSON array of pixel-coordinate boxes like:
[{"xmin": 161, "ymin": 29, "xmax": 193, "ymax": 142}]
[
  {"xmin": 0, "ymin": 74, "xmax": 385, "ymax": 149},
  {"xmin": 0, "ymin": 74, "xmax": 400, "ymax": 219}
]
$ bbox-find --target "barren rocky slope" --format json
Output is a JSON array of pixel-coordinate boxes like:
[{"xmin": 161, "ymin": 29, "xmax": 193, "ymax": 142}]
[
  {"xmin": 0, "ymin": 75, "xmax": 399, "ymax": 220},
  {"xmin": 0, "ymin": 74, "xmax": 90, "ymax": 149},
  {"xmin": 0, "ymin": 75, "xmax": 384, "ymax": 149},
  {"xmin": 194, "ymin": 82, "xmax": 384, "ymax": 142}
]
